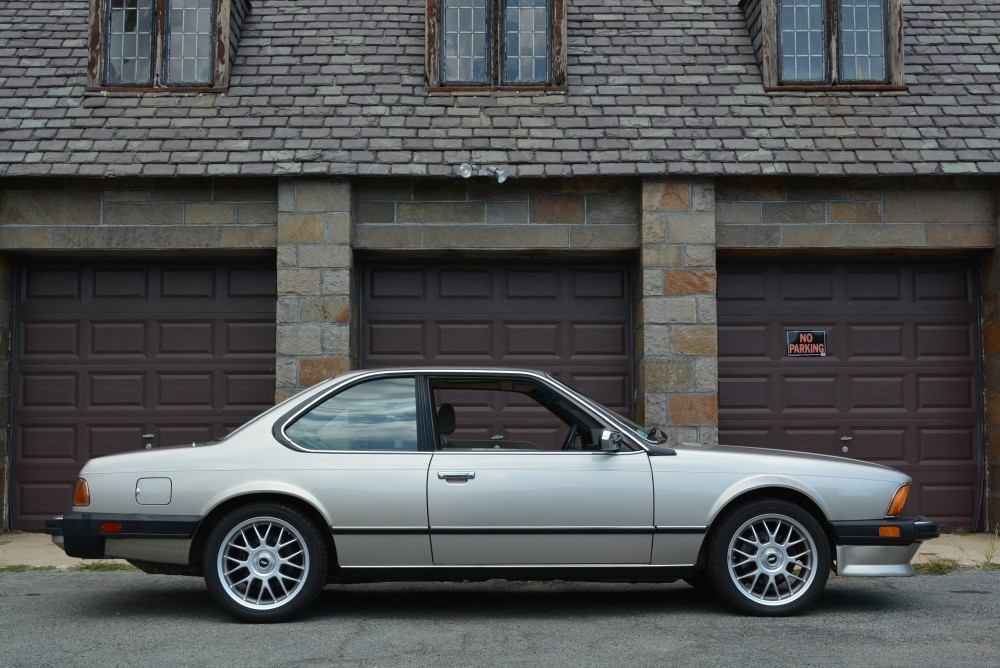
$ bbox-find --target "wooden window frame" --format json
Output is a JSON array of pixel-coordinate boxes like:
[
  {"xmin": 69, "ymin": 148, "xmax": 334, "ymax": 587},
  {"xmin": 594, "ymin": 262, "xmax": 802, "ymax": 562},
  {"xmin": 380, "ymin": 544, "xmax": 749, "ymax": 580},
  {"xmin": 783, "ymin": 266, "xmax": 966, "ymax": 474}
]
[
  {"xmin": 749, "ymin": 0, "xmax": 904, "ymax": 91},
  {"xmin": 87, "ymin": 0, "xmax": 234, "ymax": 92},
  {"xmin": 425, "ymin": 0, "xmax": 567, "ymax": 92}
]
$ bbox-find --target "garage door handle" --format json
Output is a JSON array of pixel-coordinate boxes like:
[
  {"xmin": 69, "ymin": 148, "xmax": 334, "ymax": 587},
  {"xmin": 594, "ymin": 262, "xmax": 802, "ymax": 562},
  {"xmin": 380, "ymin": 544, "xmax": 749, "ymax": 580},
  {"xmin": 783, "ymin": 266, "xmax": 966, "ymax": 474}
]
[{"xmin": 437, "ymin": 471, "xmax": 476, "ymax": 481}]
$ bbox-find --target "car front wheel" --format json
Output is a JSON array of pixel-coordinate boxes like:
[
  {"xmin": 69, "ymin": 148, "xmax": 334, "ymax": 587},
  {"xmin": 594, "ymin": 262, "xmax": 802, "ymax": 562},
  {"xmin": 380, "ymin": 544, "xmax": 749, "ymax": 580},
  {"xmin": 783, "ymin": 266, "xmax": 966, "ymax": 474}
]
[
  {"xmin": 204, "ymin": 503, "xmax": 328, "ymax": 623},
  {"xmin": 706, "ymin": 498, "xmax": 830, "ymax": 616}
]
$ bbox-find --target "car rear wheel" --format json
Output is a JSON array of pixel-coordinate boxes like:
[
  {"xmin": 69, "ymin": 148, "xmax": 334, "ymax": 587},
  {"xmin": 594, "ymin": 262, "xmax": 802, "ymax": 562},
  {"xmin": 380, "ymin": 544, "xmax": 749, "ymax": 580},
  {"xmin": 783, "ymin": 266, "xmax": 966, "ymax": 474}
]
[
  {"xmin": 204, "ymin": 503, "xmax": 328, "ymax": 623},
  {"xmin": 706, "ymin": 498, "xmax": 830, "ymax": 616}
]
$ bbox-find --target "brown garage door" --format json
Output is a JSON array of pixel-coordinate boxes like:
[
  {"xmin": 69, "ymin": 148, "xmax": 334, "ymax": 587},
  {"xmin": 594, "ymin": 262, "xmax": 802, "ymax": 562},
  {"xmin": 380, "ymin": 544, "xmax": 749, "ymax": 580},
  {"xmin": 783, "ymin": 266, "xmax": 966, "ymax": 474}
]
[
  {"xmin": 718, "ymin": 261, "xmax": 982, "ymax": 529},
  {"xmin": 360, "ymin": 263, "xmax": 632, "ymax": 414},
  {"xmin": 14, "ymin": 261, "xmax": 277, "ymax": 530}
]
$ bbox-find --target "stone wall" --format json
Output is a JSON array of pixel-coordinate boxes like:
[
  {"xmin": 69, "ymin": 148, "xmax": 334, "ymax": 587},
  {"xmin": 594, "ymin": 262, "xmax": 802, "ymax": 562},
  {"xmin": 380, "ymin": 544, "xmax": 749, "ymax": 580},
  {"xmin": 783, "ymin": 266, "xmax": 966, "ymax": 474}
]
[
  {"xmin": 0, "ymin": 178, "xmax": 277, "ymax": 250},
  {"xmin": 716, "ymin": 176, "xmax": 995, "ymax": 249},
  {"xmin": 983, "ymin": 185, "xmax": 1000, "ymax": 531},
  {"xmin": 0, "ymin": 256, "xmax": 9, "ymax": 529},
  {"xmin": 354, "ymin": 177, "xmax": 641, "ymax": 251},
  {"xmin": 275, "ymin": 179, "xmax": 353, "ymax": 401},
  {"xmin": 638, "ymin": 179, "xmax": 718, "ymax": 445}
]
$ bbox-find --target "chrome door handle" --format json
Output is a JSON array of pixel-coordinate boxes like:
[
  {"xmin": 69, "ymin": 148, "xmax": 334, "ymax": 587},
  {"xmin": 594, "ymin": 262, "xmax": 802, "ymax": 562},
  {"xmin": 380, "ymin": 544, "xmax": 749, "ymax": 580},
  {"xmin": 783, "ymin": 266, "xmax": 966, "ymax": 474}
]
[{"xmin": 437, "ymin": 471, "xmax": 476, "ymax": 481}]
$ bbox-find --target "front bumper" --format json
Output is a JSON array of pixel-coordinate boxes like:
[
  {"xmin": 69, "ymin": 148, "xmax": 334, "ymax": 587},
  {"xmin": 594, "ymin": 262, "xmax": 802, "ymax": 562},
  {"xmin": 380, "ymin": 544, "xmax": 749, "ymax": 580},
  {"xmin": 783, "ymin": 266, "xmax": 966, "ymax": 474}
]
[
  {"xmin": 45, "ymin": 510, "xmax": 201, "ymax": 559},
  {"xmin": 830, "ymin": 515, "xmax": 940, "ymax": 577}
]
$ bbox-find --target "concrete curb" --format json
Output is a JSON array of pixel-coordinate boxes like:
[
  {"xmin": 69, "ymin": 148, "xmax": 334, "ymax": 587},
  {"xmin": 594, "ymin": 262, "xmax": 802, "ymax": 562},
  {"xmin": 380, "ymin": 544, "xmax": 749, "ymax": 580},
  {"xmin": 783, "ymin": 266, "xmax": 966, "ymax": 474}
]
[{"xmin": 2, "ymin": 529, "xmax": 997, "ymax": 571}]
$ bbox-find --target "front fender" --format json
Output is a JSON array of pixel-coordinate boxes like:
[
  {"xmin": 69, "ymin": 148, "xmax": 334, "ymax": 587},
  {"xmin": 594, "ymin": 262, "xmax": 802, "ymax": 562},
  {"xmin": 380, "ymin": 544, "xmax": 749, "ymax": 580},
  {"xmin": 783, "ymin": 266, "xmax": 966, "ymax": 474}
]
[{"xmin": 705, "ymin": 474, "xmax": 832, "ymax": 526}]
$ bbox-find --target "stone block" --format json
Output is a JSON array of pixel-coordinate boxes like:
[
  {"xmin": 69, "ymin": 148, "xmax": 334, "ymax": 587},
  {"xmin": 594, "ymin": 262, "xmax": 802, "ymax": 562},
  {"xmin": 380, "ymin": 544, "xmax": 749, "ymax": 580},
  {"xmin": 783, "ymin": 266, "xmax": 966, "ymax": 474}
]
[
  {"xmin": 641, "ymin": 212, "xmax": 666, "ymax": 244},
  {"xmin": 0, "ymin": 226, "xmax": 52, "ymax": 249},
  {"xmin": 237, "ymin": 202, "xmax": 279, "ymax": 226},
  {"xmin": 485, "ymin": 201, "xmax": 529, "ymax": 225},
  {"xmin": 355, "ymin": 200, "xmax": 396, "ymax": 224},
  {"xmin": 277, "ymin": 213, "xmax": 326, "ymax": 244},
  {"xmin": 782, "ymin": 224, "xmax": 926, "ymax": 248},
  {"xmin": 295, "ymin": 180, "xmax": 351, "ymax": 213},
  {"xmin": 716, "ymin": 225, "xmax": 781, "ymax": 248},
  {"xmin": 323, "ymin": 269, "xmax": 352, "ymax": 296},
  {"xmin": 690, "ymin": 182, "xmax": 715, "ymax": 213},
  {"xmin": 423, "ymin": 225, "xmax": 568, "ymax": 249},
  {"xmin": 716, "ymin": 202, "xmax": 763, "ymax": 224},
  {"xmin": 326, "ymin": 212, "xmax": 352, "ymax": 244},
  {"xmin": 214, "ymin": 178, "xmax": 278, "ymax": 203},
  {"xmin": 642, "ymin": 181, "xmax": 690, "ymax": 212},
  {"xmin": 714, "ymin": 177, "xmax": 785, "ymax": 202},
  {"xmin": 530, "ymin": 194, "xmax": 585, "ymax": 224},
  {"xmin": 152, "ymin": 180, "xmax": 213, "ymax": 202},
  {"xmin": 669, "ymin": 394, "xmax": 718, "ymax": 426},
  {"xmin": 762, "ymin": 202, "xmax": 826, "ymax": 225},
  {"xmin": 569, "ymin": 225, "xmax": 639, "ymax": 249},
  {"xmin": 277, "ymin": 268, "xmax": 322, "ymax": 296},
  {"xmin": 828, "ymin": 202, "xmax": 882, "ymax": 223},
  {"xmin": 220, "ymin": 225, "xmax": 277, "ymax": 249},
  {"xmin": 667, "ymin": 213, "xmax": 716, "ymax": 244},
  {"xmin": 984, "ymin": 322, "xmax": 1000, "ymax": 356},
  {"xmin": 297, "ymin": 244, "xmax": 351, "ymax": 271},
  {"xmin": 276, "ymin": 324, "xmax": 322, "ymax": 356},
  {"xmin": 354, "ymin": 225, "xmax": 424, "ymax": 249},
  {"xmin": 275, "ymin": 356, "xmax": 298, "ymax": 389},
  {"xmin": 884, "ymin": 190, "xmax": 993, "ymax": 224},
  {"xmin": 397, "ymin": 201, "xmax": 485, "ymax": 224},
  {"xmin": 299, "ymin": 356, "xmax": 350, "ymax": 388},
  {"xmin": 413, "ymin": 179, "xmax": 468, "ymax": 201},
  {"xmin": 641, "ymin": 245, "xmax": 683, "ymax": 268},
  {"xmin": 103, "ymin": 201, "xmax": 184, "ymax": 226},
  {"xmin": 276, "ymin": 296, "xmax": 299, "ymax": 324},
  {"xmin": 587, "ymin": 193, "xmax": 641, "ymax": 225},
  {"xmin": 52, "ymin": 226, "xmax": 218, "ymax": 249},
  {"xmin": 927, "ymin": 224, "xmax": 994, "ymax": 248},
  {"xmin": 185, "ymin": 202, "xmax": 236, "ymax": 225},
  {"xmin": 300, "ymin": 296, "xmax": 351, "ymax": 323},
  {"xmin": 693, "ymin": 357, "xmax": 719, "ymax": 392},
  {"xmin": 354, "ymin": 177, "xmax": 414, "ymax": 202},
  {"xmin": 672, "ymin": 325, "xmax": 718, "ymax": 355},
  {"xmin": 643, "ymin": 269, "xmax": 664, "ymax": 297},
  {"xmin": 0, "ymin": 191, "xmax": 101, "ymax": 225},
  {"xmin": 322, "ymin": 323, "xmax": 351, "ymax": 356},
  {"xmin": 665, "ymin": 269, "xmax": 717, "ymax": 296},
  {"xmin": 683, "ymin": 244, "xmax": 716, "ymax": 268},
  {"xmin": 640, "ymin": 325, "xmax": 672, "ymax": 355},
  {"xmin": 643, "ymin": 296, "xmax": 698, "ymax": 324},
  {"xmin": 643, "ymin": 358, "xmax": 694, "ymax": 392}
]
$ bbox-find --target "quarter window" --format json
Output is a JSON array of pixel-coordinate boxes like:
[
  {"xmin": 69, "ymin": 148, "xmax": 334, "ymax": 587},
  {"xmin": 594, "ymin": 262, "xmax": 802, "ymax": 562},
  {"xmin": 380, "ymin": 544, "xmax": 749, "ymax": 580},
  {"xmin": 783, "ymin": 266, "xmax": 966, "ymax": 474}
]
[
  {"xmin": 779, "ymin": 0, "xmax": 887, "ymax": 84},
  {"xmin": 286, "ymin": 377, "xmax": 419, "ymax": 452}
]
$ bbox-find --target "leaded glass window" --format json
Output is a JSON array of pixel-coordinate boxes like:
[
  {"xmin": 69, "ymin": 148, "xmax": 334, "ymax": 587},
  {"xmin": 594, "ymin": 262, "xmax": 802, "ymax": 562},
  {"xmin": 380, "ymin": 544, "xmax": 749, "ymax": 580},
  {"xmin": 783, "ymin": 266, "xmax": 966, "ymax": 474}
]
[
  {"xmin": 168, "ymin": 0, "xmax": 214, "ymax": 83},
  {"xmin": 779, "ymin": 0, "xmax": 826, "ymax": 83},
  {"xmin": 504, "ymin": 0, "xmax": 549, "ymax": 84},
  {"xmin": 437, "ymin": 0, "xmax": 557, "ymax": 87},
  {"xmin": 839, "ymin": 0, "xmax": 886, "ymax": 81},
  {"xmin": 107, "ymin": 0, "xmax": 154, "ymax": 84},
  {"xmin": 777, "ymin": 0, "xmax": 890, "ymax": 85}
]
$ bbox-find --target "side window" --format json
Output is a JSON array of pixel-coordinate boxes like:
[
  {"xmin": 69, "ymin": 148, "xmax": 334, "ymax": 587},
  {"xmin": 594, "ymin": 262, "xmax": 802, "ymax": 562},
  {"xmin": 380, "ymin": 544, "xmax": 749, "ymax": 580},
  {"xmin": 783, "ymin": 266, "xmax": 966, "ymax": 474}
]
[
  {"xmin": 285, "ymin": 377, "xmax": 419, "ymax": 452},
  {"xmin": 431, "ymin": 378, "xmax": 598, "ymax": 451}
]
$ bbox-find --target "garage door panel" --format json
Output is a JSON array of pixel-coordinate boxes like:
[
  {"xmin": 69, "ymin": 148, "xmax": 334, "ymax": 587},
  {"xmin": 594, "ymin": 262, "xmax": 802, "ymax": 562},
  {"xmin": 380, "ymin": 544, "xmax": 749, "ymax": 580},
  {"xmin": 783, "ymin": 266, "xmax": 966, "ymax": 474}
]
[
  {"xmin": 507, "ymin": 270, "xmax": 558, "ymax": 300},
  {"xmin": 439, "ymin": 269, "xmax": 491, "ymax": 299},
  {"xmin": 91, "ymin": 321, "xmax": 147, "ymax": 356},
  {"xmin": 94, "ymin": 268, "xmax": 147, "ymax": 298},
  {"xmin": 367, "ymin": 322, "xmax": 427, "ymax": 359},
  {"xmin": 14, "ymin": 261, "xmax": 277, "ymax": 530},
  {"xmin": 437, "ymin": 322, "xmax": 494, "ymax": 358},
  {"xmin": 504, "ymin": 322, "xmax": 561, "ymax": 358},
  {"xmin": 570, "ymin": 323, "xmax": 628, "ymax": 358},
  {"xmin": 719, "ymin": 261, "xmax": 981, "ymax": 528},
  {"xmin": 565, "ymin": 371, "xmax": 629, "ymax": 413},
  {"xmin": 370, "ymin": 269, "xmax": 425, "ymax": 299},
  {"xmin": 916, "ymin": 324, "xmax": 974, "ymax": 358}
]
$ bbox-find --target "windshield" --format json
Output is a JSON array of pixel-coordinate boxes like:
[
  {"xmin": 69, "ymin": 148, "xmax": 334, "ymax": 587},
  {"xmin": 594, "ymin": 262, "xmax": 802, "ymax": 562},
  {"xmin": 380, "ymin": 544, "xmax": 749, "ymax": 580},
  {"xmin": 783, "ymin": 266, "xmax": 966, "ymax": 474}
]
[{"xmin": 607, "ymin": 408, "xmax": 668, "ymax": 444}]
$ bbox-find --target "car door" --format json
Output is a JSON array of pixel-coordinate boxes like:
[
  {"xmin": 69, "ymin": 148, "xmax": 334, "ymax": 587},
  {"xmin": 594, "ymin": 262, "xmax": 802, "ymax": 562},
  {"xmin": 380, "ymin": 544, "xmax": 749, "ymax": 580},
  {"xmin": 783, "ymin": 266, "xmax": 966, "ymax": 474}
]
[
  {"xmin": 424, "ymin": 374, "xmax": 655, "ymax": 566},
  {"xmin": 428, "ymin": 449, "xmax": 654, "ymax": 565}
]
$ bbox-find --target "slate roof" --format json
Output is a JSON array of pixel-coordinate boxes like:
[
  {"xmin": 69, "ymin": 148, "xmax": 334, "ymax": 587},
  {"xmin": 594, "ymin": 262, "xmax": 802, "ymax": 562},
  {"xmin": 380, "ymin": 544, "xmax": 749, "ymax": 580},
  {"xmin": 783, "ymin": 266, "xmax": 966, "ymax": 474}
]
[{"xmin": 1, "ymin": 0, "xmax": 999, "ymax": 179}]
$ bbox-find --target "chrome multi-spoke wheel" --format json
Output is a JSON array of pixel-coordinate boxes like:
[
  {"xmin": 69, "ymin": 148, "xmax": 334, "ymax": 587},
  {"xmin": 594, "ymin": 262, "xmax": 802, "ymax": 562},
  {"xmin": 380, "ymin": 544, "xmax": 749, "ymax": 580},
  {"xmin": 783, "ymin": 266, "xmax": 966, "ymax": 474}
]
[
  {"xmin": 204, "ymin": 503, "xmax": 327, "ymax": 623},
  {"xmin": 708, "ymin": 499, "xmax": 830, "ymax": 616}
]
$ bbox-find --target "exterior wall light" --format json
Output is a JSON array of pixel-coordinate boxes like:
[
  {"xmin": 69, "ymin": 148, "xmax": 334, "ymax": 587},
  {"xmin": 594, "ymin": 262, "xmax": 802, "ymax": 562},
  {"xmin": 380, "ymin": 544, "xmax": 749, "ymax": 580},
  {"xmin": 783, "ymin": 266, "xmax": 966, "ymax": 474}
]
[{"xmin": 458, "ymin": 162, "xmax": 509, "ymax": 183}]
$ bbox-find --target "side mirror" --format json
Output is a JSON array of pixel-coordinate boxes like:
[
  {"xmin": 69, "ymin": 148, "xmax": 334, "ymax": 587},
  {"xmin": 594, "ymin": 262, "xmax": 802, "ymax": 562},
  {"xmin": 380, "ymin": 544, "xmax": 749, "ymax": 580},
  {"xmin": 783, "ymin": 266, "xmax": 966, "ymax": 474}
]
[{"xmin": 599, "ymin": 429, "xmax": 623, "ymax": 452}]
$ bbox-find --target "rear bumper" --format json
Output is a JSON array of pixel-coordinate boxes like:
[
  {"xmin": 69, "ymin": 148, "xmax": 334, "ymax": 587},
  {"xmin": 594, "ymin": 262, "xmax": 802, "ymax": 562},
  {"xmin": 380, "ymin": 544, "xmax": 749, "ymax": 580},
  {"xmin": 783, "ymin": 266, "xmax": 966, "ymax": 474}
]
[
  {"xmin": 830, "ymin": 516, "xmax": 939, "ymax": 577},
  {"xmin": 45, "ymin": 511, "xmax": 201, "ymax": 559}
]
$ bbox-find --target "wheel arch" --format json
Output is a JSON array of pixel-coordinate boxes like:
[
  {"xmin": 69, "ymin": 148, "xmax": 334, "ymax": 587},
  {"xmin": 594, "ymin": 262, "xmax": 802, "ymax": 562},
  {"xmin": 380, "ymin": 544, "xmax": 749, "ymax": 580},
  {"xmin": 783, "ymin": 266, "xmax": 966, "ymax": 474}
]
[
  {"xmin": 188, "ymin": 492, "xmax": 338, "ymax": 574},
  {"xmin": 693, "ymin": 485, "xmax": 836, "ymax": 570}
]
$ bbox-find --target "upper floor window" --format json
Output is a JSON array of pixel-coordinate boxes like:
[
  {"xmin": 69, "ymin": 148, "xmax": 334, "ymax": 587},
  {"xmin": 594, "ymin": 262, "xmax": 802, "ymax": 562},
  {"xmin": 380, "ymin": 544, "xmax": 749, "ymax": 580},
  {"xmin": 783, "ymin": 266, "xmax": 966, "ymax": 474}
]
[
  {"xmin": 780, "ymin": 0, "xmax": 885, "ymax": 83},
  {"xmin": 88, "ymin": 0, "xmax": 250, "ymax": 91},
  {"xmin": 426, "ymin": 0, "xmax": 567, "ymax": 90},
  {"xmin": 739, "ymin": 0, "xmax": 904, "ymax": 89}
]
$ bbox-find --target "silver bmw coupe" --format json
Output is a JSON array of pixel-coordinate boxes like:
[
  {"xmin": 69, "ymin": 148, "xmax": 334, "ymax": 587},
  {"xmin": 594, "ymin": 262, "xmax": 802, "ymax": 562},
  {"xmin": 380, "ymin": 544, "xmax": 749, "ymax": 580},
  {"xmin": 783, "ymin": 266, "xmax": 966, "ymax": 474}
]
[{"xmin": 46, "ymin": 367, "xmax": 938, "ymax": 622}]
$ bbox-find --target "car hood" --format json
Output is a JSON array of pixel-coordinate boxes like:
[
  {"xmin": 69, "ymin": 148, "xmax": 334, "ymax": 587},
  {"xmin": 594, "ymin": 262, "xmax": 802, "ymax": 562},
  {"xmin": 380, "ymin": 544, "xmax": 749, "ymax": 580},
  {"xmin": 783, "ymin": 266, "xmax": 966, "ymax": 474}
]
[{"xmin": 667, "ymin": 443, "xmax": 906, "ymax": 482}]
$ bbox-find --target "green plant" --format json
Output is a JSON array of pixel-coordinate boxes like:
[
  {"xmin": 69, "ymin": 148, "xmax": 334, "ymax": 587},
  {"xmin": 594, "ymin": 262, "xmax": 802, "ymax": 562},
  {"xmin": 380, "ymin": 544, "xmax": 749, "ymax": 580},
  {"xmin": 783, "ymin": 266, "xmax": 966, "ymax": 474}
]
[
  {"xmin": 957, "ymin": 524, "xmax": 1000, "ymax": 571},
  {"xmin": 0, "ymin": 564, "xmax": 55, "ymax": 573},
  {"xmin": 71, "ymin": 561, "xmax": 134, "ymax": 572},
  {"xmin": 912, "ymin": 557, "xmax": 960, "ymax": 575}
]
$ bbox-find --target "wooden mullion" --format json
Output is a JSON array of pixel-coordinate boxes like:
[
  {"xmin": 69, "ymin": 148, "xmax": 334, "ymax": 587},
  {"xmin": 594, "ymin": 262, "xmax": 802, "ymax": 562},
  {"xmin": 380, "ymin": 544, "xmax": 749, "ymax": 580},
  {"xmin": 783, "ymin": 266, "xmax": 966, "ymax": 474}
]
[
  {"xmin": 153, "ymin": 0, "xmax": 167, "ymax": 86},
  {"xmin": 828, "ymin": 0, "xmax": 838, "ymax": 84},
  {"xmin": 492, "ymin": 0, "xmax": 502, "ymax": 86}
]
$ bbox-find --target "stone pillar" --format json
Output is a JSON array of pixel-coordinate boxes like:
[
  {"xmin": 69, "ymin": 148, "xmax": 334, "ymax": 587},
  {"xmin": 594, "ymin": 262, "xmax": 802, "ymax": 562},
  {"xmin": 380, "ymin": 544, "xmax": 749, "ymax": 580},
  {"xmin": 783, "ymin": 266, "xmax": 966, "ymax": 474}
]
[
  {"xmin": 638, "ymin": 179, "xmax": 718, "ymax": 445},
  {"xmin": 983, "ymin": 186, "xmax": 1000, "ymax": 531},
  {"xmin": 275, "ymin": 179, "xmax": 353, "ymax": 402},
  {"xmin": 0, "ymin": 256, "xmax": 10, "ymax": 529}
]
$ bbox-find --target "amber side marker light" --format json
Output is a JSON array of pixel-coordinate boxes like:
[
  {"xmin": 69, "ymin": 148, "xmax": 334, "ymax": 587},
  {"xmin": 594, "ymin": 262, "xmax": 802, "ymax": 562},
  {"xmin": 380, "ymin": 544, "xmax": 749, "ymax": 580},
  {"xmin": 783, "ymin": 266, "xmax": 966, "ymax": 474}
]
[
  {"xmin": 886, "ymin": 483, "xmax": 910, "ymax": 518},
  {"xmin": 879, "ymin": 526, "xmax": 902, "ymax": 538},
  {"xmin": 73, "ymin": 479, "xmax": 90, "ymax": 507},
  {"xmin": 99, "ymin": 521, "xmax": 123, "ymax": 534}
]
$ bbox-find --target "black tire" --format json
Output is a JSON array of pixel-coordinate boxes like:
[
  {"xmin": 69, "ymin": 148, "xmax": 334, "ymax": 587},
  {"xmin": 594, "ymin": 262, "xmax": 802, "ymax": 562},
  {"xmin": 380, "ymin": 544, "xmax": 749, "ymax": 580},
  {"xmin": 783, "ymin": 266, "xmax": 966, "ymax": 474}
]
[
  {"xmin": 203, "ymin": 502, "xmax": 328, "ymax": 623},
  {"xmin": 706, "ymin": 498, "xmax": 830, "ymax": 616}
]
